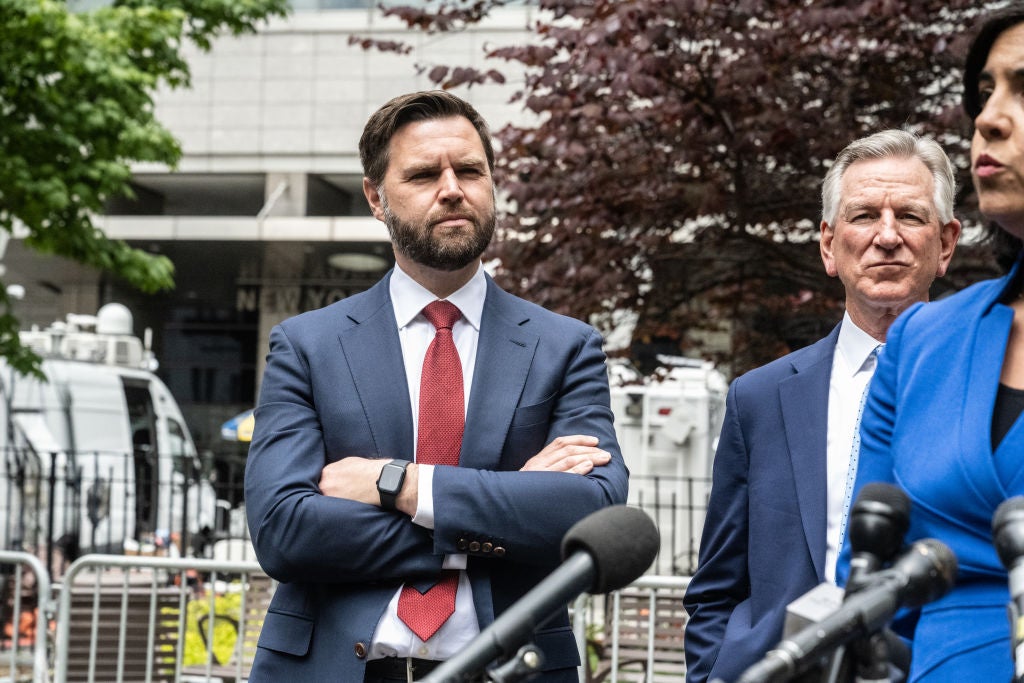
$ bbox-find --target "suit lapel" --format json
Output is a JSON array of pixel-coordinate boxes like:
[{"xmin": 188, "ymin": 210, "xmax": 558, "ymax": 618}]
[
  {"xmin": 337, "ymin": 276, "xmax": 415, "ymax": 461},
  {"xmin": 973, "ymin": 299, "xmax": 1019, "ymax": 496},
  {"xmin": 779, "ymin": 326, "xmax": 839, "ymax": 581},
  {"xmin": 990, "ymin": 260, "xmax": 1024, "ymax": 492},
  {"xmin": 461, "ymin": 279, "xmax": 539, "ymax": 470}
]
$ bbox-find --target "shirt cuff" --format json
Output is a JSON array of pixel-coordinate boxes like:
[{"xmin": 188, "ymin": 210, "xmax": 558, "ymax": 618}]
[
  {"xmin": 412, "ymin": 463, "xmax": 435, "ymax": 528},
  {"xmin": 412, "ymin": 464, "xmax": 467, "ymax": 570}
]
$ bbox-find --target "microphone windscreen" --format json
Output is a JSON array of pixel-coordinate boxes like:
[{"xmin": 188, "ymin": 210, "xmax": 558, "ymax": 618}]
[
  {"xmin": 896, "ymin": 538, "xmax": 958, "ymax": 608},
  {"xmin": 853, "ymin": 482, "xmax": 911, "ymax": 519},
  {"xmin": 993, "ymin": 496, "xmax": 1024, "ymax": 569},
  {"xmin": 849, "ymin": 482, "xmax": 912, "ymax": 560},
  {"xmin": 561, "ymin": 505, "xmax": 660, "ymax": 593}
]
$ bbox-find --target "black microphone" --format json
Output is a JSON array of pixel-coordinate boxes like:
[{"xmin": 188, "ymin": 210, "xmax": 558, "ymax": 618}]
[
  {"xmin": 840, "ymin": 483, "xmax": 913, "ymax": 679},
  {"xmin": 780, "ymin": 486, "xmax": 910, "ymax": 642},
  {"xmin": 845, "ymin": 482, "xmax": 911, "ymax": 594},
  {"xmin": 992, "ymin": 496, "xmax": 1024, "ymax": 682},
  {"xmin": 735, "ymin": 538, "xmax": 958, "ymax": 683},
  {"xmin": 418, "ymin": 505, "xmax": 660, "ymax": 683}
]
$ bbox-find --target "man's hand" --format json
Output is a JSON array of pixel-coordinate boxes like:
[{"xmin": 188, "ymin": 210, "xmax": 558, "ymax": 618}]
[
  {"xmin": 520, "ymin": 435, "xmax": 610, "ymax": 474},
  {"xmin": 320, "ymin": 436, "xmax": 605, "ymax": 509},
  {"xmin": 319, "ymin": 457, "xmax": 418, "ymax": 512}
]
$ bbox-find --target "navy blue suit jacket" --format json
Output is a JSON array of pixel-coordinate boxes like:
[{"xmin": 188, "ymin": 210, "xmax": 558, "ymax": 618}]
[
  {"xmin": 244, "ymin": 271, "xmax": 629, "ymax": 682},
  {"xmin": 683, "ymin": 326, "xmax": 839, "ymax": 683}
]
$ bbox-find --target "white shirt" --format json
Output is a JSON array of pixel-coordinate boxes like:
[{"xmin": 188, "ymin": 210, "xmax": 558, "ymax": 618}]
[
  {"xmin": 824, "ymin": 312, "xmax": 882, "ymax": 584},
  {"xmin": 369, "ymin": 263, "xmax": 486, "ymax": 660}
]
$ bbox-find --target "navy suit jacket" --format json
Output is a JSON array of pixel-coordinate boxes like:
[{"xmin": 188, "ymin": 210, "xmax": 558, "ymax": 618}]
[
  {"xmin": 683, "ymin": 326, "xmax": 840, "ymax": 683},
  {"xmin": 244, "ymin": 271, "xmax": 629, "ymax": 682}
]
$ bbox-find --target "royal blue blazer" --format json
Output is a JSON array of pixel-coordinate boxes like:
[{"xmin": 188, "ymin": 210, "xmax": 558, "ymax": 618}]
[
  {"xmin": 684, "ymin": 326, "xmax": 840, "ymax": 683},
  {"xmin": 244, "ymin": 271, "xmax": 629, "ymax": 682},
  {"xmin": 847, "ymin": 255, "xmax": 1024, "ymax": 682}
]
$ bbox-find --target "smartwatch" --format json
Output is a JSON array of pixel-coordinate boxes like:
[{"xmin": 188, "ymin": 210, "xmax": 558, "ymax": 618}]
[{"xmin": 376, "ymin": 459, "xmax": 411, "ymax": 511}]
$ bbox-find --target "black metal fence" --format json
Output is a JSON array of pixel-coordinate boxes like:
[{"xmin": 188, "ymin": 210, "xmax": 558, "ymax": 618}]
[
  {"xmin": 0, "ymin": 446, "xmax": 223, "ymax": 579},
  {"xmin": 0, "ymin": 451, "xmax": 710, "ymax": 681},
  {"xmin": 632, "ymin": 475, "xmax": 712, "ymax": 576},
  {"xmin": 0, "ymin": 448, "xmax": 712, "ymax": 578}
]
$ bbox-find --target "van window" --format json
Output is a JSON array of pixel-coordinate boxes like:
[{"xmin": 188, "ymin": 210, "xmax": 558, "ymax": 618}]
[
  {"xmin": 167, "ymin": 418, "xmax": 195, "ymax": 476},
  {"xmin": 122, "ymin": 379, "xmax": 158, "ymax": 540}
]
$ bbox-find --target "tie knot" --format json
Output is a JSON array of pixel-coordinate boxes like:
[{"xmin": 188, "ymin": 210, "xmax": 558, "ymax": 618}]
[{"xmin": 423, "ymin": 300, "xmax": 461, "ymax": 331}]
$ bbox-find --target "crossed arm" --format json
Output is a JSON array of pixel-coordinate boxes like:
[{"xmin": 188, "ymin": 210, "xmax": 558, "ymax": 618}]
[
  {"xmin": 318, "ymin": 434, "xmax": 612, "ymax": 514},
  {"xmin": 247, "ymin": 319, "xmax": 627, "ymax": 584}
]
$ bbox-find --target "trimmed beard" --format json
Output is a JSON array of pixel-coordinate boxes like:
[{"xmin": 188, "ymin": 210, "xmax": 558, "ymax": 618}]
[{"xmin": 381, "ymin": 192, "xmax": 495, "ymax": 272}]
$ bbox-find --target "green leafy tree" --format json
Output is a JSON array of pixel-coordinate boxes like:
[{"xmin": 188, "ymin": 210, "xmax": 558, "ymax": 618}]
[
  {"xmin": 361, "ymin": 0, "xmax": 998, "ymax": 376},
  {"xmin": 0, "ymin": 0, "xmax": 288, "ymax": 375}
]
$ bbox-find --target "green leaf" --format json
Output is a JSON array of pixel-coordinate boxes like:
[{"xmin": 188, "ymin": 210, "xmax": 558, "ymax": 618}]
[{"xmin": 0, "ymin": 0, "xmax": 289, "ymax": 367}]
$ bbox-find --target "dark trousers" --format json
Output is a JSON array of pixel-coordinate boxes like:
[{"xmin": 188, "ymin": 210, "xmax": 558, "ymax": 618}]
[{"xmin": 363, "ymin": 657, "xmax": 443, "ymax": 682}]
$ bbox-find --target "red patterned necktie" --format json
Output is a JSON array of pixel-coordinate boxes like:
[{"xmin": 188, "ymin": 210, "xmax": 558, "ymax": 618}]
[{"xmin": 397, "ymin": 300, "xmax": 464, "ymax": 641}]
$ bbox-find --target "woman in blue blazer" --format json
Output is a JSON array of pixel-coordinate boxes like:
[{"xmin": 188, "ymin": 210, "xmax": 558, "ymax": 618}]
[{"xmin": 846, "ymin": 5, "xmax": 1024, "ymax": 681}]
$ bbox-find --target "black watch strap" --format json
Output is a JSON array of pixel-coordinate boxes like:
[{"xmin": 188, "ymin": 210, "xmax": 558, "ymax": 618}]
[{"xmin": 376, "ymin": 459, "xmax": 411, "ymax": 511}]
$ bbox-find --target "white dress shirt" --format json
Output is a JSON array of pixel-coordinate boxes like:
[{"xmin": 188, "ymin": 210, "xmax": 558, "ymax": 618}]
[
  {"xmin": 369, "ymin": 263, "xmax": 486, "ymax": 660},
  {"xmin": 824, "ymin": 312, "xmax": 882, "ymax": 584}
]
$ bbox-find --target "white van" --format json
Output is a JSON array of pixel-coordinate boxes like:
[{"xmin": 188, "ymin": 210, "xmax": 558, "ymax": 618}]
[
  {"xmin": 0, "ymin": 304, "xmax": 219, "ymax": 562},
  {"xmin": 609, "ymin": 355, "xmax": 728, "ymax": 575}
]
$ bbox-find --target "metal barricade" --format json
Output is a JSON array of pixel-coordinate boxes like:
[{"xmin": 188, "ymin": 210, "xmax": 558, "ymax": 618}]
[
  {"xmin": 52, "ymin": 554, "xmax": 267, "ymax": 683},
  {"xmin": 0, "ymin": 550, "xmax": 52, "ymax": 683},
  {"xmin": 35, "ymin": 552, "xmax": 687, "ymax": 683},
  {"xmin": 574, "ymin": 576, "xmax": 691, "ymax": 683}
]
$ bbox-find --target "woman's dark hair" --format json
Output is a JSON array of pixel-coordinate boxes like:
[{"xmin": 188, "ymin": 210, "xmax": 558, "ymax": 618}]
[
  {"xmin": 963, "ymin": 5, "xmax": 1024, "ymax": 268},
  {"xmin": 963, "ymin": 4, "xmax": 1024, "ymax": 119}
]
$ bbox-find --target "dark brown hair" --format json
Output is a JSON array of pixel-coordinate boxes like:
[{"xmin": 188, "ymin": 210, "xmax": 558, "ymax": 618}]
[
  {"xmin": 963, "ymin": 4, "xmax": 1024, "ymax": 119},
  {"xmin": 358, "ymin": 90, "xmax": 495, "ymax": 188},
  {"xmin": 962, "ymin": 4, "xmax": 1024, "ymax": 269}
]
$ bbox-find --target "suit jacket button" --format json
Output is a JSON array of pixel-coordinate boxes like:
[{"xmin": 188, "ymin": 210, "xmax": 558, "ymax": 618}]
[
  {"xmin": 456, "ymin": 538, "xmax": 468, "ymax": 551},
  {"xmin": 481, "ymin": 542, "xmax": 493, "ymax": 553},
  {"xmin": 354, "ymin": 642, "xmax": 368, "ymax": 659},
  {"xmin": 493, "ymin": 546, "xmax": 506, "ymax": 557},
  {"xmin": 469, "ymin": 541, "xmax": 481, "ymax": 552}
]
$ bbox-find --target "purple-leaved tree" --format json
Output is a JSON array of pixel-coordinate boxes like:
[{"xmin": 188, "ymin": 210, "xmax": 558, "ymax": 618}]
[{"xmin": 358, "ymin": 0, "xmax": 996, "ymax": 375}]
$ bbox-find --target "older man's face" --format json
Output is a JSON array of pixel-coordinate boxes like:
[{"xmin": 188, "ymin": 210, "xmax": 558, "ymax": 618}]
[{"xmin": 820, "ymin": 156, "xmax": 960, "ymax": 319}]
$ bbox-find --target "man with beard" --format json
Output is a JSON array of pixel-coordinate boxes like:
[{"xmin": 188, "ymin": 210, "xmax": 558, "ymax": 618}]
[{"xmin": 244, "ymin": 91, "xmax": 629, "ymax": 683}]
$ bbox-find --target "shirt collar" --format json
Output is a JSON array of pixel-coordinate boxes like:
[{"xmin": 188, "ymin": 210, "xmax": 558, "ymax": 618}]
[
  {"xmin": 389, "ymin": 263, "xmax": 486, "ymax": 331},
  {"xmin": 836, "ymin": 311, "xmax": 882, "ymax": 376}
]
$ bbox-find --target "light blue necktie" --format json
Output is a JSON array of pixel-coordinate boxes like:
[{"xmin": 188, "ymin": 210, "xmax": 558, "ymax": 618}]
[{"xmin": 837, "ymin": 345, "xmax": 882, "ymax": 552}]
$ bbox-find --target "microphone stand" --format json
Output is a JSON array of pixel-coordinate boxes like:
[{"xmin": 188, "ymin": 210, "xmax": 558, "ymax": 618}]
[
  {"xmin": 822, "ymin": 632, "xmax": 893, "ymax": 683},
  {"xmin": 483, "ymin": 644, "xmax": 544, "ymax": 682},
  {"xmin": 1008, "ymin": 600, "xmax": 1024, "ymax": 683}
]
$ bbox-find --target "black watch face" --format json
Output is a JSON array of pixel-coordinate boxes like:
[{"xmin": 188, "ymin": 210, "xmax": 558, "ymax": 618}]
[{"xmin": 379, "ymin": 463, "xmax": 405, "ymax": 493}]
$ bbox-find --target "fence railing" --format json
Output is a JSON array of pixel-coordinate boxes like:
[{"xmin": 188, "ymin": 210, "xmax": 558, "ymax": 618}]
[
  {"xmin": 1, "ymin": 446, "xmax": 222, "ymax": 580},
  {"xmin": 1, "ymin": 450, "xmax": 707, "ymax": 681},
  {"xmin": 1, "ymin": 447, "xmax": 712, "ymax": 579},
  {"xmin": 52, "ymin": 554, "xmax": 269, "ymax": 683},
  {"xmin": 0, "ymin": 550, "xmax": 51, "ymax": 683},
  {"xmin": 0, "ymin": 552, "xmax": 692, "ymax": 683},
  {"xmin": 631, "ymin": 476, "xmax": 711, "ymax": 576},
  {"xmin": 574, "ymin": 575, "xmax": 690, "ymax": 683}
]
